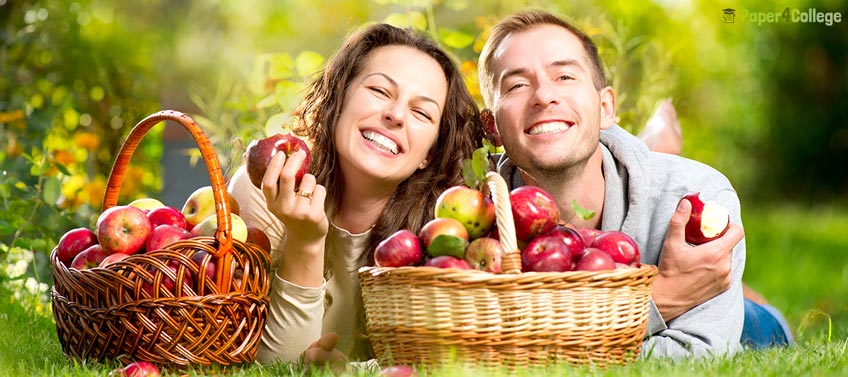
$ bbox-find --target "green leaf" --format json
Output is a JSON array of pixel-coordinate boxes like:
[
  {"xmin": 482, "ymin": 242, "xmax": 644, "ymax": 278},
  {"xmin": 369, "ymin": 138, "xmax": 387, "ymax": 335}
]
[
  {"xmin": 471, "ymin": 146, "xmax": 490, "ymax": 182},
  {"xmin": 294, "ymin": 51, "xmax": 325, "ymax": 79},
  {"xmin": 41, "ymin": 176, "xmax": 61, "ymax": 205},
  {"xmin": 427, "ymin": 234, "xmax": 468, "ymax": 259},
  {"xmin": 268, "ymin": 53, "xmax": 294, "ymax": 80},
  {"xmin": 54, "ymin": 163, "xmax": 72, "ymax": 177},
  {"xmin": 572, "ymin": 199, "xmax": 596, "ymax": 221},
  {"xmin": 461, "ymin": 159, "xmax": 477, "ymax": 188},
  {"xmin": 437, "ymin": 28, "xmax": 475, "ymax": 49}
]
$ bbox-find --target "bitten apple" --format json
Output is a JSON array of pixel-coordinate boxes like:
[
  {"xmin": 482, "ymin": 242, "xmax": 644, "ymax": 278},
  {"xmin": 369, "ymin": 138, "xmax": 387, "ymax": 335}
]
[
  {"xmin": 245, "ymin": 133, "xmax": 311, "ymax": 189},
  {"xmin": 509, "ymin": 186, "xmax": 560, "ymax": 242},
  {"xmin": 463, "ymin": 237, "xmax": 502, "ymax": 273},
  {"xmin": 521, "ymin": 234, "xmax": 573, "ymax": 272},
  {"xmin": 70, "ymin": 244, "xmax": 109, "ymax": 270},
  {"xmin": 434, "ymin": 186, "xmax": 496, "ymax": 240},
  {"xmin": 56, "ymin": 227, "xmax": 98, "ymax": 265},
  {"xmin": 591, "ymin": 230, "xmax": 640, "ymax": 266},
  {"xmin": 181, "ymin": 186, "xmax": 241, "ymax": 229},
  {"xmin": 374, "ymin": 229, "xmax": 423, "ymax": 268},
  {"xmin": 574, "ymin": 248, "xmax": 617, "ymax": 271},
  {"xmin": 682, "ymin": 192, "xmax": 730, "ymax": 245},
  {"xmin": 96, "ymin": 205, "xmax": 152, "ymax": 255},
  {"xmin": 418, "ymin": 217, "xmax": 469, "ymax": 259},
  {"xmin": 423, "ymin": 255, "xmax": 472, "ymax": 269}
]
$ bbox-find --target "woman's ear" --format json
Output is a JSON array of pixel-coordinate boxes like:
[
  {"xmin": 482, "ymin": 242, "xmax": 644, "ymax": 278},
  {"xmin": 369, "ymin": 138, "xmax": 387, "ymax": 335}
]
[
  {"xmin": 418, "ymin": 158, "xmax": 428, "ymax": 170},
  {"xmin": 481, "ymin": 108, "xmax": 502, "ymax": 147}
]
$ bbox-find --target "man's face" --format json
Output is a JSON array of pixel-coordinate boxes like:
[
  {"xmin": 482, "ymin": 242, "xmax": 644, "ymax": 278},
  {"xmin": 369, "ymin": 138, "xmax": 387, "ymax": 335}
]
[{"xmin": 490, "ymin": 24, "xmax": 615, "ymax": 177}]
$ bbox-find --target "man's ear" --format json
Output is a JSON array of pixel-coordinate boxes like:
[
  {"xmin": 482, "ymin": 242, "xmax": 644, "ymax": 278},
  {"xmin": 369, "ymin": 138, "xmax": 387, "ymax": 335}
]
[{"xmin": 599, "ymin": 86, "xmax": 617, "ymax": 130}]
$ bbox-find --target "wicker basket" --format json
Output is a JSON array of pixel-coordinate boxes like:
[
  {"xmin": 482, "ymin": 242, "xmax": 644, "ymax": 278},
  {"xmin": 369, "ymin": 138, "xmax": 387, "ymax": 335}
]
[
  {"xmin": 358, "ymin": 172, "xmax": 657, "ymax": 370},
  {"xmin": 50, "ymin": 110, "xmax": 271, "ymax": 366}
]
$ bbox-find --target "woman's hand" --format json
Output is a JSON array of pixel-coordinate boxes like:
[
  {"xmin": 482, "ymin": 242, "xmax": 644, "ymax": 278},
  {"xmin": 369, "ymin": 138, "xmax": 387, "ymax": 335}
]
[
  {"xmin": 302, "ymin": 333, "xmax": 348, "ymax": 373},
  {"xmin": 261, "ymin": 150, "xmax": 329, "ymax": 287},
  {"xmin": 652, "ymin": 198, "xmax": 744, "ymax": 322}
]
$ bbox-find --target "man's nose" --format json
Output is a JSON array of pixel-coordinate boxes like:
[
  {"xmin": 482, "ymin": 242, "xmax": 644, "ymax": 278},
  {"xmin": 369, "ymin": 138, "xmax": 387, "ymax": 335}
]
[{"xmin": 532, "ymin": 80, "xmax": 560, "ymax": 107}]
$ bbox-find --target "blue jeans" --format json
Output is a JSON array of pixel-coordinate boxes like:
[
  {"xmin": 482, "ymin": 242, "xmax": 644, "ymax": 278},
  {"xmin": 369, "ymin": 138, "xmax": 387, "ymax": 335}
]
[{"xmin": 741, "ymin": 298, "xmax": 794, "ymax": 349}]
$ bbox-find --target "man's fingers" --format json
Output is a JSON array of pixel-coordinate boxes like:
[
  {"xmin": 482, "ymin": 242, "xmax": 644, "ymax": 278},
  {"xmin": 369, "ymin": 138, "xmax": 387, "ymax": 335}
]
[
  {"xmin": 667, "ymin": 198, "xmax": 691, "ymax": 242},
  {"xmin": 715, "ymin": 222, "xmax": 744, "ymax": 252}
]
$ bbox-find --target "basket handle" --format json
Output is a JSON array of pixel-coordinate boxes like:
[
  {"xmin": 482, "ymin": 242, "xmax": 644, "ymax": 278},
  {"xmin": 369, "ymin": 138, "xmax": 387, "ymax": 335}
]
[
  {"xmin": 485, "ymin": 172, "xmax": 521, "ymax": 274},
  {"xmin": 102, "ymin": 110, "xmax": 235, "ymax": 260}
]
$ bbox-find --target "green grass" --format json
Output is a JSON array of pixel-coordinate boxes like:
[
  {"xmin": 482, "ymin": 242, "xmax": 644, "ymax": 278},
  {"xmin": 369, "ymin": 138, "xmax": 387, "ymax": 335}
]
[{"xmin": 1, "ymin": 205, "xmax": 846, "ymax": 376}]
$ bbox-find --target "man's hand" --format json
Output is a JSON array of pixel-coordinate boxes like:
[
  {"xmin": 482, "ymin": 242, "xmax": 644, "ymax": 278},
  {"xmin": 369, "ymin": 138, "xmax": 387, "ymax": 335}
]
[
  {"xmin": 652, "ymin": 198, "xmax": 744, "ymax": 322},
  {"xmin": 302, "ymin": 333, "xmax": 348, "ymax": 372}
]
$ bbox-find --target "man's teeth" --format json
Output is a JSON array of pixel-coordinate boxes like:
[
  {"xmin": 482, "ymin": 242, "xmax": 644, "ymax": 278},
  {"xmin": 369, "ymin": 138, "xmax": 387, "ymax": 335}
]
[
  {"xmin": 527, "ymin": 122, "xmax": 571, "ymax": 135},
  {"xmin": 362, "ymin": 130, "xmax": 399, "ymax": 155}
]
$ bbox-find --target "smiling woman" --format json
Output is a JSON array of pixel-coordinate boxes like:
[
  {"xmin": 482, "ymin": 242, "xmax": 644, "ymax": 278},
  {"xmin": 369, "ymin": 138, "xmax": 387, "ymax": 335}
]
[{"xmin": 226, "ymin": 23, "xmax": 483, "ymax": 366}]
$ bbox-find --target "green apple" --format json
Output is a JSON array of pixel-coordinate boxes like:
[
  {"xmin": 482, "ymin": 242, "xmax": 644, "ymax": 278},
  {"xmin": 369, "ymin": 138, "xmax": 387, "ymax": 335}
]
[
  {"xmin": 181, "ymin": 186, "xmax": 241, "ymax": 229},
  {"xmin": 190, "ymin": 213, "xmax": 248, "ymax": 242},
  {"xmin": 128, "ymin": 198, "xmax": 165, "ymax": 212}
]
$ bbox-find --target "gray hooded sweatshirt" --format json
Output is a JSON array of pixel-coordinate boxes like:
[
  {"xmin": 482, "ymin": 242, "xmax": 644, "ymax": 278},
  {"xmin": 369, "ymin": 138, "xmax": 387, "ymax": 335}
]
[{"xmin": 497, "ymin": 124, "xmax": 745, "ymax": 359}]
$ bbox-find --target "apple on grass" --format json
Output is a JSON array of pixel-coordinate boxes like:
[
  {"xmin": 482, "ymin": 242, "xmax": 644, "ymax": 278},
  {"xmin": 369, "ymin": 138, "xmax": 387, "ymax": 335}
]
[
  {"xmin": 56, "ymin": 227, "xmax": 98, "ymax": 265},
  {"xmin": 418, "ymin": 217, "xmax": 469, "ymax": 259},
  {"xmin": 146, "ymin": 224, "xmax": 192, "ymax": 252},
  {"xmin": 380, "ymin": 365, "xmax": 417, "ymax": 377},
  {"xmin": 682, "ymin": 192, "xmax": 730, "ymax": 245},
  {"xmin": 70, "ymin": 244, "xmax": 109, "ymax": 270},
  {"xmin": 434, "ymin": 185, "xmax": 496, "ymax": 240},
  {"xmin": 464, "ymin": 237, "xmax": 502, "ymax": 273},
  {"xmin": 146, "ymin": 206, "xmax": 188, "ymax": 230},
  {"xmin": 574, "ymin": 248, "xmax": 617, "ymax": 271},
  {"xmin": 109, "ymin": 360, "xmax": 160, "ymax": 377},
  {"xmin": 181, "ymin": 186, "xmax": 241, "ymax": 230},
  {"xmin": 96, "ymin": 205, "xmax": 152, "ymax": 255},
  {"xmin": 423, "ymin": 255, "xmax": 472, "ymax": 269},
  {"xmin": 374, "ymin": 229, "xmax": 423, "ymax": 268},
  {"xmin": 591, "ymin": 230, "xmax": 640, "ymax": 266},
  {"xmin": 510, "ymin": 186, "xmax": 560, "ymax": 242},
  {"xmin": 521, "ymin": 234, "xmax": 573, "ymax": 272},
  {"xmin": 190, "ymin": 213, "xmax": 248, "ymax": 242},
  {"xmin": 245, "ymin": 133, "xmax": 311, "ymax": 189}
]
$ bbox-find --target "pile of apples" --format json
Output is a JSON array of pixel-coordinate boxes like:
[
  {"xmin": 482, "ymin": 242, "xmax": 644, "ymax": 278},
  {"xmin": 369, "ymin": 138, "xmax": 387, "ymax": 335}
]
[
  {"xmin": 53, "ymin": 185, "xmax": 271, "ymax": 292},
  {"xmin": 375, "ymin": 183, "xmax": 641, "ymax": 273}
]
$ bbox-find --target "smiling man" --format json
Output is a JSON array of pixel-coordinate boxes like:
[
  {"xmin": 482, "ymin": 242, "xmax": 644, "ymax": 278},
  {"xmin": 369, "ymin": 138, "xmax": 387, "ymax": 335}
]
[{"xmin": 478, "ymin": 10, "xmax": 791, "ymax": 359}]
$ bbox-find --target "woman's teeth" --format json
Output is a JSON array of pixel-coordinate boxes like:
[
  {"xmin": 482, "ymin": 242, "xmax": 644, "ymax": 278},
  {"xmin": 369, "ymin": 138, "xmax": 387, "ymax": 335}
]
[{"xmin": 362, "ymin": 130, "xmax": 399, "ymax": 155}]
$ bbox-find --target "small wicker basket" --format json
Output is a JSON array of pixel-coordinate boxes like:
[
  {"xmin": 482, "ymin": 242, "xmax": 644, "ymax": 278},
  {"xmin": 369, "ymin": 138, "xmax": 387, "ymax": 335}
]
[
  {"xmin": 50, "ymin": 110, "xmax": 271, "ymax": 366},
  {"xmin": 359, "ymin": 172, "xmax": 657, "ymax": 370}
]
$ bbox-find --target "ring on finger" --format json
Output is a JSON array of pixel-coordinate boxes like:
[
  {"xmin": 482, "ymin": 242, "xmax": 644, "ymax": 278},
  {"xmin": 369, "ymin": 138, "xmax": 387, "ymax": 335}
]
[{"xmin": 299, "ymin": 191, "xmax": 313, "ymax": 199}]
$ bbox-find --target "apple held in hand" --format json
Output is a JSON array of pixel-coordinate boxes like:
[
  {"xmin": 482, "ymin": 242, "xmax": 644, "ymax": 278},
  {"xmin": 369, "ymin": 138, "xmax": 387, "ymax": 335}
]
[
  {"xmin": 181, "ymin": 186, "xmax": 241, "ymax": 230},
  {"xmin": 246, "ymin": 133, "xmax": 311, "ymax": 189},
  {"xmin": 435, "ymin": 186, "xmax": 496, "ymax": 240},
  {"xmin": 374, "ymin": 229, "xmax": 423, "ymax": 267},
  {"xmin": 574, "ymin": 247, "xmax": 617, "ymax": 271},
  {"xmin": 418, "ymin": 217, "xmax": 469, "ymax": 259},
  {"xmin": 682, "ymin": 192, "xmax": 730, "ymax": 245},
  {"xmin": 591, "ymin": 230, "xmax": 640, "ymax": 266},
  {"xmin": 463, "ymin": 237, "xmax": 503, "ymax": 273},
  {"xmin": 146, "ymin": 206, "xmax": 188, "ymax": 230},
  {"xmin": 521, "ymin": 234, "xmax": 573, "ymax": 272},
  {"xmin": 56, "ymin": 227, "xmax": 98, "ymax": 265},
  {"xmin": 423, "ymin": 255, "xmax": 472, "ymax": 269},
  {"xmin": 96, "ymin": 205, "xmax": 152, "ymax": 255},
  {"xmin": 509, "ymin": 186, "xmax": 560, "ymax": 242},
  {"xmin": 70, "ymin": 244, "xmax": 109, "ymax": 270},
  {"xmin": 146, "ymin": 224, "xmax": 192, "ymax": 252}
]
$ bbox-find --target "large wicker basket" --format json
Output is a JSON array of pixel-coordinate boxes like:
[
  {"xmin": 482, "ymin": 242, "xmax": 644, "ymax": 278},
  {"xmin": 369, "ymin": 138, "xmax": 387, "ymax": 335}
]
[
  {"xmin": 359, "ymin": 173, "xmax": 657, "ymax": 371},
  {"xmin": 50, "ymin": 110, "xmax": 271, "ymax": 366}
]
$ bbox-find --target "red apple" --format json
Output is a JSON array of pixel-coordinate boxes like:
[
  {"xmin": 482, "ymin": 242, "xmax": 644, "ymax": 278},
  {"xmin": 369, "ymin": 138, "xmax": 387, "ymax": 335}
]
[
  {"xmin": 380, "ymin": 365, "xmax": 418, "ymax": 377},
  {"xmin": 434, "ymin": 186, "xmax": 496, "ymax": 240},
  {"xmin": 146, "ymin": 224, "xmax": 191, "ymax": 252},
  {"xmin": 591, "ymin": 231, "xmax": 640, "ymax": 266},
  {"xmin": 521, "ymin": 234, "xmax": 573, "ymax": 272},
  {"xmin": 99, "ymin": 252, "xmax": 131, "ymax": 268},
  {"xmin": 374, "ymin": 229, "xmax": 423, "ymax": 268},
  {"xmin": 577, "ymin": 227, "xmax": 603, "ymax": 246},
  {"xmin": 682, "ymin": 192, "xmax": 730, "ymax": 245},
  {"xmin": 190, "ymin": 250, "xmax": 217, "ymax": 284},
  {"xmin": 546, "ymin": 225, "xmax": 586, "ymax": 262},
  {"xmin": 246, "ymin": 226, "xmax": 272, "ymax": 253},
  {"xmin": 146, "ymin": 206, "xmax": 188, "ymax": 230},
  {"xmin": 423, "ymin": 255, "xmax": 472, "ymax": 269},
  {"xmin": 574, "ymin": 247, "xmax": 617, "ymax": 271},
  {"xmin": 56, "ymin": 227, "xmax": 98, "ymax": 265},
  {"xmin": 245, "ymin": 133, "xmax": 311, "ymax": 189},
  {"xmin": 161, "ymin": 261, "xmax": 194, "ymax": 296},
  {"xmin": 463, "ymin": 237, "xmax": 503, "ymax": 273},
  {"xmin": 509, "ymin": 186, "xmax": 560, "ymax": 242},
  {"xmin": 70, "ymin": 244, "xmax": 109, "ymax": 270},
  {"xmin": 96, "ymin": 205, "xmax": 152, "ymax": 255},
  {"xmin": 418, "ymin": 217, "xmax": 469, "ymax": 258},
  {"xmin": 109, "ymin": 361, "xmax": 161, "ymax": 377}
]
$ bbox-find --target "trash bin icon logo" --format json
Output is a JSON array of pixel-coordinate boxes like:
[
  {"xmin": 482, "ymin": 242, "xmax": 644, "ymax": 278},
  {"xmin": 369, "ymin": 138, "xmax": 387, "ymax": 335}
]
[{"xmin": 723, "ymin": 8, "xmax": 736, "ymax": 23}]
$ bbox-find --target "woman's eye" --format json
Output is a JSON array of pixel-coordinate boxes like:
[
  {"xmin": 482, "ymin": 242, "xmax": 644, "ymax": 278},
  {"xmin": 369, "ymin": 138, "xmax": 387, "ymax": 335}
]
[
  {"xmin": 413, "ymin": 109, "xmax": 433, "ymax": 122},
  {"xmin": 369, "ymin": 86, "xmax": 390, "ymax": 98}
]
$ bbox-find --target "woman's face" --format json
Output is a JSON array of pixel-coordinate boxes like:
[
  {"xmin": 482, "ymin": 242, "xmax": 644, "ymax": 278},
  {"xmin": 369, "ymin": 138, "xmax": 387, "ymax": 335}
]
[{"xmin": 334, "ymin": 45, "xmax": 447, "ymax": 189}]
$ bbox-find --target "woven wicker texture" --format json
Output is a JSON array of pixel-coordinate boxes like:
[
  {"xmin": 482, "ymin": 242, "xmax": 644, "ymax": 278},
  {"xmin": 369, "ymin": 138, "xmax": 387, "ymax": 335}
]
[
  {"xmin": 50, "ymin": 110, "xmax": 271, "ymax": 366},
  {"xmin": 359, "ymin": 173, "xmax": 657, "ymax": 370}
]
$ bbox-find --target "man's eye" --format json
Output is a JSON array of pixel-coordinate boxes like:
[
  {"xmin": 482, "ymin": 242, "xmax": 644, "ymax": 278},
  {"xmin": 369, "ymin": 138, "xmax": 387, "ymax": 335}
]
[
  {"xmin": 558, "ymin": 75, "xmax": 574, "ymax": 81},
  {"xmin": 506, "ymin": 83, "xmax": 526, "ymax": 92}
]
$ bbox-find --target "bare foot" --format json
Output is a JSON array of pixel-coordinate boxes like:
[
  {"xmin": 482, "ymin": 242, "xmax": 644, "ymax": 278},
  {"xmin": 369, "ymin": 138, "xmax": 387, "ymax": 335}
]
[{"xmin": 639, "ymin": 98, "xmax": 683, "ymax": 155}]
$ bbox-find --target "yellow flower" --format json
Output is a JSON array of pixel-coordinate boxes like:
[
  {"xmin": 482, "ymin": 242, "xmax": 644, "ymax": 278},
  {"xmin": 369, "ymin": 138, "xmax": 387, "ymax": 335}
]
[{"xmin": 73, "ymin": 132, "xmax": 101, "ymax": 150}]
